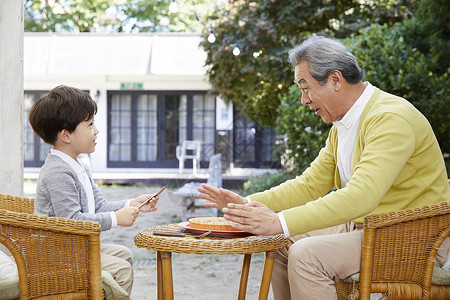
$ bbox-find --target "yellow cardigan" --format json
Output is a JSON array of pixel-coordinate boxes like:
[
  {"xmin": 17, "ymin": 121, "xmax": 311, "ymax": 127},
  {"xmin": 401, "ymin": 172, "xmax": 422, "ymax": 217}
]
[{"xmin": 249, "ymin": 88, "xmax": 449, "ymax": 237}]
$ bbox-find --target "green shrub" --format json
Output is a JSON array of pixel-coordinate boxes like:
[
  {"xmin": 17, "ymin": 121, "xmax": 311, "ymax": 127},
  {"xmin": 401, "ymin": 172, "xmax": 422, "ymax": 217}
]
[
  {"xmin": 241, "ymin": 171, "xmax": 297, "ymax": 196},
  {"xmin": 275, "ymin": 85, "xmax": 331, "ymax": 174},
  {"xmin": 273, "ymin": 23, "xmax": 449, "ymax": 175},
  {"xmin": 344, "ymin": 22, "xmax": 449, "ymax": 171}
]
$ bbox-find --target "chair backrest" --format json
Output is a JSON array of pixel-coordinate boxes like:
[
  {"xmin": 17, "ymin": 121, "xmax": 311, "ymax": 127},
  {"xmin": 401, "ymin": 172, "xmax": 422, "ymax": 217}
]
[
  {"xmin": 336, "ymin": 179, "xmax": 450, "ymax": 300},
  {"xmin": 0, "ymin": 193, "xmax": 34, "ymax": 214},
  {"xmin": 178, "ymin": 140, "xmax": 201, "ymax": 159},
  {"xmin": 0, "ymin": 193, "xmax": 103, "ymax": 299},
  {"xmin": 359, "ymin": 200, "xmax": 450, "ymax": 299}
]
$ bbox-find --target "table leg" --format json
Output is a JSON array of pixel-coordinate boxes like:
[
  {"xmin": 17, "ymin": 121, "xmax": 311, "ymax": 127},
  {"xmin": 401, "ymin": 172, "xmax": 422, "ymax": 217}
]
[
  {"xmin": 157, "ymin": 251, "xmax": 174, "ymax": 300},
  {"xmin": 258, "ymin": 251, "xmax": 276, "ymax": 300},
  {"xmin": 238, "ymin": 254, "xmax": 252, "ymax": 300},
  {"xmin": 157, "ymin": 252, "xmax": 164, "ymax": 300}
]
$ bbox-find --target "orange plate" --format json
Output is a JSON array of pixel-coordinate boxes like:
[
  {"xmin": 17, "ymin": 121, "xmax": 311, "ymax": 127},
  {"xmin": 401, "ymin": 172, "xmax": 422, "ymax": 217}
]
[{"xmin": 178, "ymin": 222, "xmax": 251, "ymax": 237}]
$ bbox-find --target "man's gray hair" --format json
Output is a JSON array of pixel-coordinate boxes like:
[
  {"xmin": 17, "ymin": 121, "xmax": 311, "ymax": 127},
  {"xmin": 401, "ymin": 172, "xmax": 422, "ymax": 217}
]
[{"xmin": 288, "ymin": 36, "xmax": 363, "ymax": 84}]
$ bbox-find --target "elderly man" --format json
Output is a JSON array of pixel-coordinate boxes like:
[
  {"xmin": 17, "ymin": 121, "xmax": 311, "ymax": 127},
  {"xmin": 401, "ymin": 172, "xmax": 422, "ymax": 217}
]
[{"xmin": 198, "ymin": 36, "xmax": 449, "ymax": 299}]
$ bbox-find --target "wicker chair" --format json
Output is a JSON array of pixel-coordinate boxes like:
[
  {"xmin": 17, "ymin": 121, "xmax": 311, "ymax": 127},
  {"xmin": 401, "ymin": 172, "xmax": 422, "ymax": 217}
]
[
  {"xmin": 335, "ymin": 199, "xmax": 450, "ymax": 300},
  {"xmin": 0, "ymin": 193, "xmax": 104, "ymax": 299}
]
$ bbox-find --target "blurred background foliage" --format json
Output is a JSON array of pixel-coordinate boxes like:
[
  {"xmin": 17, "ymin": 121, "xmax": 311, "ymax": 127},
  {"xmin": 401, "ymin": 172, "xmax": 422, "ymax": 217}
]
[
  {"xmin": 200, "ymin": 0, "xmax": 421, "ymax": 126},
  {"xmin": 199, "ymin": 0, "xmax": 448, "ymax": 192},
  {"xmin": 24, "ymin": 0, "xmax": 449, "ymax": 191},
  {"xmin": 24, "ymin": 0, "xmax": 215, "ymax": 32}
]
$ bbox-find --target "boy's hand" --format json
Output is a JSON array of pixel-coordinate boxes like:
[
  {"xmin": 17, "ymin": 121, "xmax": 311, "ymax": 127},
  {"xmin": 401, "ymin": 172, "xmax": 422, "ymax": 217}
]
[
  {"xmin": 131, "ymin": 194, "xmax": 159, "ymax": 212},
  {"xmin": 116, "ymin": 206, "xmax": 140, "ymax": 227}
]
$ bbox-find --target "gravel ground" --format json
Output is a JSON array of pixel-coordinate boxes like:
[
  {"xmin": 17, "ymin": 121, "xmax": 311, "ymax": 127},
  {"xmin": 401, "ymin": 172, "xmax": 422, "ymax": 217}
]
[
  {"xmin": 24, "ymin": 181, "xmax": 270, "ymax": 300},
  {"xmin": 96, "ymin": 184, "xmax": 273, "ymax": 300}
]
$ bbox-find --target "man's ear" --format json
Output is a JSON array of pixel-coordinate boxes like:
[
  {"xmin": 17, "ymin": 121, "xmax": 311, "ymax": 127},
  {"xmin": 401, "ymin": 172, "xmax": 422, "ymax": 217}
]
[
  {"xmin": 329, "ymin": 70, "xmax": 343, "ymax": 91},
  {"xmin": 58, "ymin": 129, "xmax": 71, "ymax": 144}
]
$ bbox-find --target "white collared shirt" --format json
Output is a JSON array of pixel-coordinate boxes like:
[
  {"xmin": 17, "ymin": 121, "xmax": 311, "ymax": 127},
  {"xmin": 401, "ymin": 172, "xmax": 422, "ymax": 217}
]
[
  {"xmin": 50, "ymin": 149, "xmax": 117, "ymax": 227},
  {"xmin": 333, "ymin": 82, "xmax": 374, "ymax": 187},
  {"xmin": 276, "ymin": 82, "xmax": 374, "ymax": 238}
]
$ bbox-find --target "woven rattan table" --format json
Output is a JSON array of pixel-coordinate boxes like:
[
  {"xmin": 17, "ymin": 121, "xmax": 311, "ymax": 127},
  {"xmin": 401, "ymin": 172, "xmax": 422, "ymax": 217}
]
[{"xmin": 134, "ymin": 223, "xmax": 289, "ymax": 300}]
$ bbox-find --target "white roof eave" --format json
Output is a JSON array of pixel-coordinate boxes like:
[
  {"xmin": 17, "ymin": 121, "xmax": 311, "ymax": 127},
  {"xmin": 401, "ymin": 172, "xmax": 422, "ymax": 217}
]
[{"xmin": 24, "ymin": 32, "xmax": 208, "ymax": 77}]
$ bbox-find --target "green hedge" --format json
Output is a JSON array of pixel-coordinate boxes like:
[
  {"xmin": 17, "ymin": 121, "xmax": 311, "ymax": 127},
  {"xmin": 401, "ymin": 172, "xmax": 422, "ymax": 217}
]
[
  {"xmin": 271, "ymin": 21, "xmax": 449, "ymax": 179},
  {"xmin": 241, "ymin": 171, "xmax": 297, "ymax": 196},
  {"xmin": 241, "ymin": 1, "xmax": 449, "ymax": 196},
  {"xmin": 345, "ymin": 22, "xmax": 449, "ymax": 172},
  {"xmin": 275, "ymin": 85, "xmax": 331, "ymax": 174}
]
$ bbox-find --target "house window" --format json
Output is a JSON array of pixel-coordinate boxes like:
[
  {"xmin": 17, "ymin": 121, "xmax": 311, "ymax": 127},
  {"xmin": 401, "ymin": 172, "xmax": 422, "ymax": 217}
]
[
  {"xmin": 193, "ymin": 94, "xmax": 215, "ymax": 163},
  {"xmin": 24, "ymin": 91, "xmax": 51, "ymax": 167},
  {"xmin": 234, "ymin": 116, "xmax": 256, "ymax": 165},
  {"xmin": 164, "ymin": 94, "xmax": 187, "ymax": 161},
  {"xmin": 109, "ymin": 94, "xmax": 133, "ymax": 162},
  {"xmin": 233, "ymin": 110, "xmax": 280, "ymax": 168},
  {"xmin": 107, "ymin": 91, "xmax": 215, "ymax": 168},
  {"xmin": 136, "ymin": 94, "xmax": 158, "ymax": 161}
]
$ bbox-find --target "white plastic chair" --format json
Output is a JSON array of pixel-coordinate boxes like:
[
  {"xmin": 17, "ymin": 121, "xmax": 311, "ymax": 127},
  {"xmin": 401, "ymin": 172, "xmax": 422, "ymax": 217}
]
[
  {"xmin": 176, "ymin": 140, "xmax": 201, "ymax": 175},
  {"xmin": 171, "ymin": 154, "xmax": 222, "ymax": 221}
]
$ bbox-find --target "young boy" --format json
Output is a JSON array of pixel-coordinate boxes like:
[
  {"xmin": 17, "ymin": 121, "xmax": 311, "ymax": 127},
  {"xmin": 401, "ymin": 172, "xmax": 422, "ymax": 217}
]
[{"xmin": 29, "ymin": 85, "xmax": 159, "ymax": 295}]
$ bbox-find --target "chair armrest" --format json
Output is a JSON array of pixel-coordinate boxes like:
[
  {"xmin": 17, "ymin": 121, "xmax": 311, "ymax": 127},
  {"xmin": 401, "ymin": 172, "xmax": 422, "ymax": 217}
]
[
  {"xmin": 0, "ymin": 209, "xmax": 103, "ymax": 299},
  {"xmin": 363, "ymin": 200, "xmax": 450, "ymax": 229},
  {"xmin": 359, "ymin": 201, "xmax": 450, "ymax": 296}
]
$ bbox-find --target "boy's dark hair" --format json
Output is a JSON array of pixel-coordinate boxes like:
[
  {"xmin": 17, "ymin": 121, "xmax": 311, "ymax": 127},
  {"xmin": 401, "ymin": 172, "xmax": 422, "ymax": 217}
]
[{"xmin": 29, "ymin": 85, "xmax": 97, "ymax": 145}]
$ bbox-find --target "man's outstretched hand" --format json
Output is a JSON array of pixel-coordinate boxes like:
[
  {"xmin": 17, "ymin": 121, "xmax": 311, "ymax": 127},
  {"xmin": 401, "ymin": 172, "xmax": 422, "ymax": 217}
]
[
  {"xmin": 197, "ymin": 184, "xmax": 247, "ymax": 210},
  {"xmin": 198, "ymin": 184, "xmax": 283, "ymax": 236}
]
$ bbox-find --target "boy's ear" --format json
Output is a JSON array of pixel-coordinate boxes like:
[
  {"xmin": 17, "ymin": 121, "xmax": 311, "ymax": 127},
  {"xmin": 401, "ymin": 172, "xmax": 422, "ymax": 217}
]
[{"xmin": 58, "ymin": 129, "xmax": 71, "ymax": 144}]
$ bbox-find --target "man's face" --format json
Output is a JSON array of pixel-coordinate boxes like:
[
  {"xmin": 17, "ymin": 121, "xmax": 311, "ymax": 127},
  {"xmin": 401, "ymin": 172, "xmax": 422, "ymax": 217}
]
[{"xmin": 294, "ymin": 60, "xmax": 339, "ymax": 123}]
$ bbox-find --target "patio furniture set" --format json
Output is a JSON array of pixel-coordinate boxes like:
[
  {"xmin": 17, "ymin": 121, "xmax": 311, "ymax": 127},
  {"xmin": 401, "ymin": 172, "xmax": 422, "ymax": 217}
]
[{"xmin": 0, "ymin": 184, "xmax": 449, "ymax": 299}]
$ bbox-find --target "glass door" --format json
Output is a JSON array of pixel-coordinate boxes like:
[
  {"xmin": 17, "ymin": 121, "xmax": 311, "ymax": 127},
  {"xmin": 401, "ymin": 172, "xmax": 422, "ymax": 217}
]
[
  {"xmin": 162, "ymin": 94, "xmax": 187, "ymax": 165},
  {"xmin": 107, "ymin": 91, "xmax": 216, "ymax": 168}
]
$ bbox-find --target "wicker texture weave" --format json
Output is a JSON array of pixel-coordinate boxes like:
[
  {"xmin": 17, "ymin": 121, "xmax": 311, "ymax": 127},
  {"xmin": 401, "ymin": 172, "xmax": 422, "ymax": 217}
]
[
  {"xmin": 1, "ymin": 194, "xmax": 34, "ymax": 214},
  {"xmin": 335, "ymin": 200, "xmax": 450, "ymax": 300},
  {"xmin": 134, "ymin": 224, "xmax": 289, "ymax": 254},
  {"xmin": 0, "ymin": 193, "xmax": 103, "ymax": 300}
]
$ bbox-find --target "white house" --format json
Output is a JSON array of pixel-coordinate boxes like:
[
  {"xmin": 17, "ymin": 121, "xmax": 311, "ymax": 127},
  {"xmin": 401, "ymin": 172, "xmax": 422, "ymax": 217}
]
[{"xmin": 23, "ymin": 32, "xmax": 279, "ymax": 178}]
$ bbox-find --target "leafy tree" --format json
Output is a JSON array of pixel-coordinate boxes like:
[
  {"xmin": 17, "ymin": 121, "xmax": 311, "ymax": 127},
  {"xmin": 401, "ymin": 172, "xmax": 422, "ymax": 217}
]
[
  {"xmin": 25, "ymin": 0, "xmax": 118, "ymax": 32},
  {"xmin": 24, "ymin": 0, "xmax": 214, "ymax": 33},
  {"xmin": 203, "ymin": 0, "xmax": 448, "ymax": 175},
  {"xmin": 344, "ymin": 22, "xmax": 450, "ymax": 169},
  {"xmin": 201, "ymin": 0, "xmax": 417, "ymax": 127},
  {"xmin": 345, "ymin": 0, "xmax": 450, "ymax": 170},
  {"xmin": 402, "ymin": 0, "xmax": 450, "ymax": 76},
  {"xmin": 275, "ymin": 20, "xmax": 449, "ymax": 174}
]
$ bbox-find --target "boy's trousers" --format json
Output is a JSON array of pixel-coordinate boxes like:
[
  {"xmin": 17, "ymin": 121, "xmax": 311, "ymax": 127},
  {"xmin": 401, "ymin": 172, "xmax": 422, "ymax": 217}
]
[{"xmin": 101, "ymin": 243, "xmax": 134, "ymax": 295}]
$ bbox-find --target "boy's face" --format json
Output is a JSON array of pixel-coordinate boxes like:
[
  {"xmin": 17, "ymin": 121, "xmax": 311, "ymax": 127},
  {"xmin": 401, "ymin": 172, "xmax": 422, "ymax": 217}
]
[{"xmin": 69, "ymin": 117, "xmax": 99, "ymax": 155}]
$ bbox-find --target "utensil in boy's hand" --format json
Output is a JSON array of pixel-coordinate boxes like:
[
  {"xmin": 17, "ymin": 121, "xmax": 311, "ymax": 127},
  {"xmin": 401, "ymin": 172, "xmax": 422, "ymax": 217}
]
[{"xmin": 138, "ymin": 186, "xmax": 166, "ymax": 209}]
